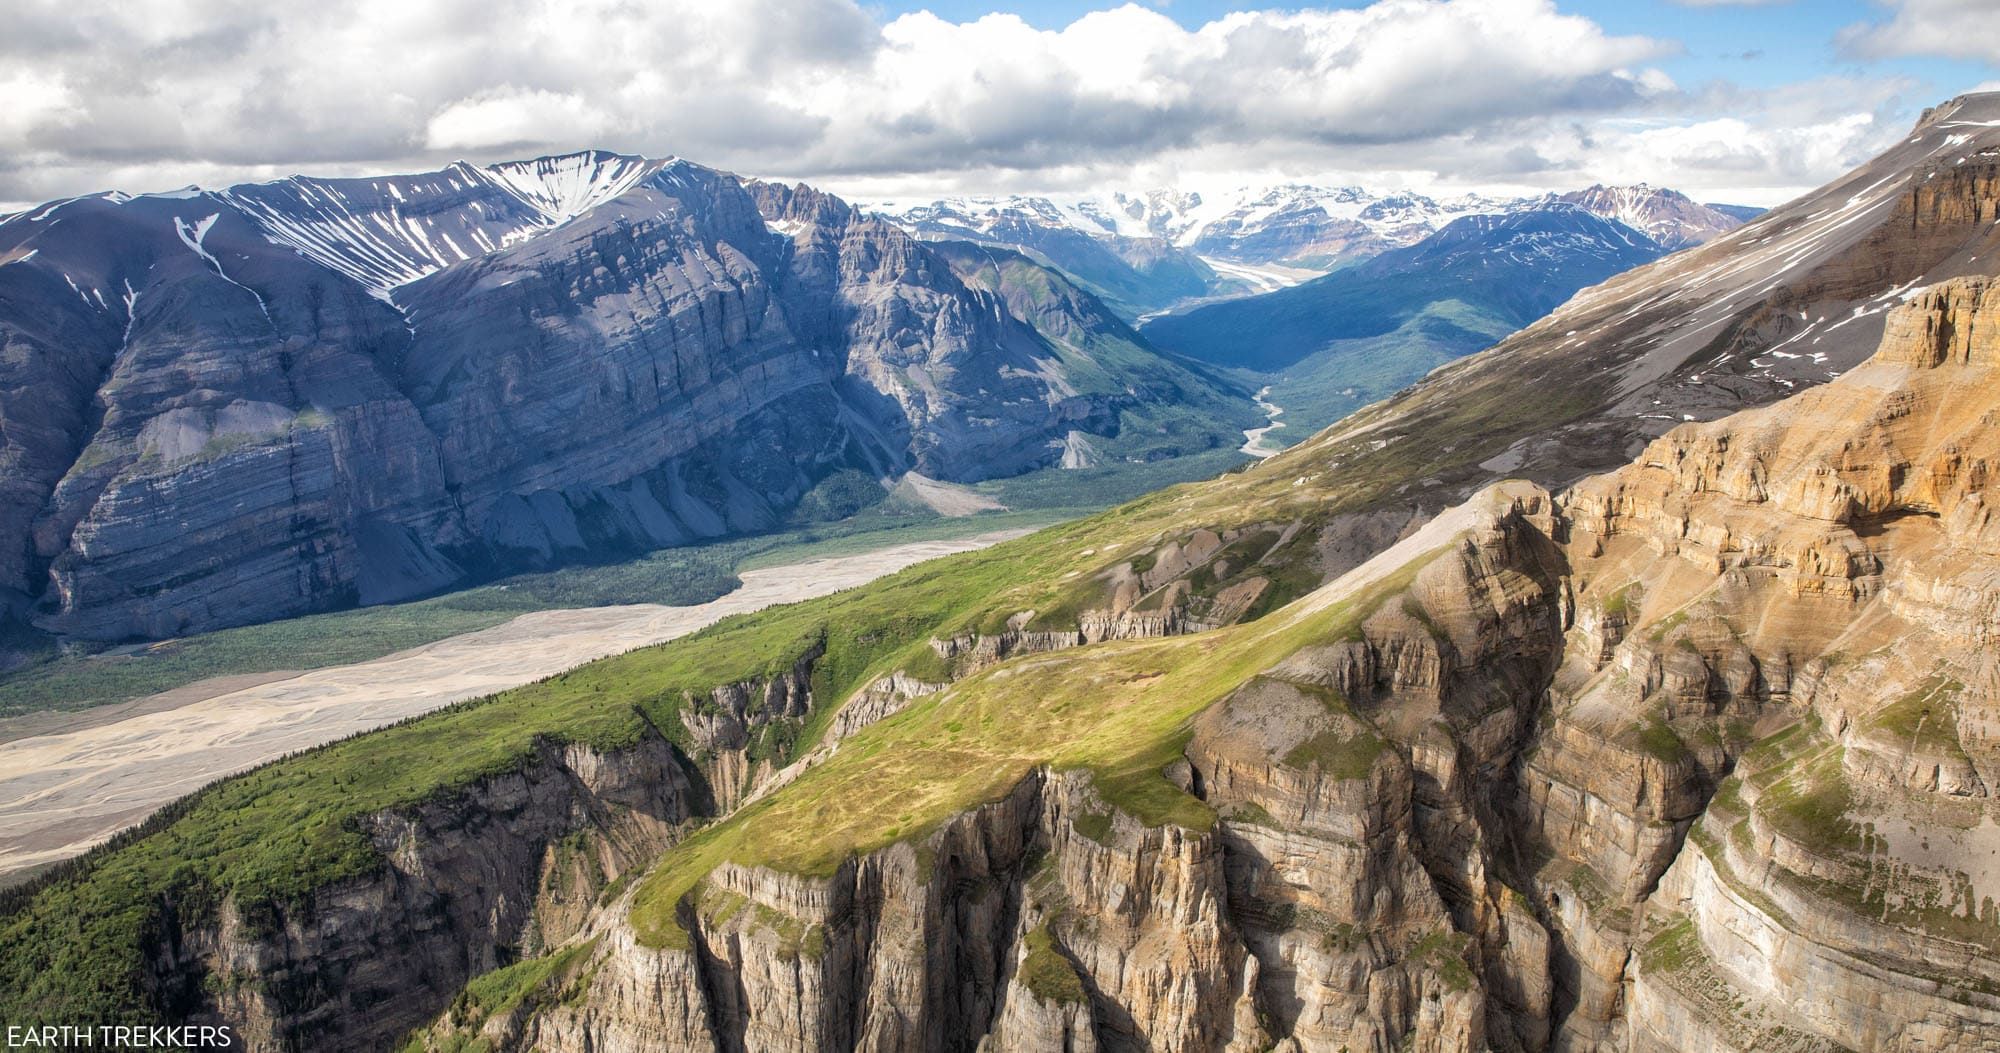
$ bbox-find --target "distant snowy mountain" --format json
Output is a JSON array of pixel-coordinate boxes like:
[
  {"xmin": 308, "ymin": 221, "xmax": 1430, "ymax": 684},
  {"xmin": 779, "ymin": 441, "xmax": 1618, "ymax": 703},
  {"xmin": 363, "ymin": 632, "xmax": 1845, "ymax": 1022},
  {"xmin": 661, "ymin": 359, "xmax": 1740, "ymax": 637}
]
[
  {"xmin": 1161, "ymin": 185, "xmax": 1508, "ymax": 265},
  {"xmin": 870, "ymin": 182, "xmax": 1757, "ymax": 317},
  {"xmin": 1140, "ymin": 204, "xmax": 1676, "ymax": 436},
  {"xmin": 1540, "ymin": 183, "xmax": 1750, "ymax": 250},
  {"xmin": 872, "ymin": 184, "xmax": 1506, "ymax": 274},
  {"xmin": 873, "ymin": 196, "xmax": 1216, "ymax": 317}
]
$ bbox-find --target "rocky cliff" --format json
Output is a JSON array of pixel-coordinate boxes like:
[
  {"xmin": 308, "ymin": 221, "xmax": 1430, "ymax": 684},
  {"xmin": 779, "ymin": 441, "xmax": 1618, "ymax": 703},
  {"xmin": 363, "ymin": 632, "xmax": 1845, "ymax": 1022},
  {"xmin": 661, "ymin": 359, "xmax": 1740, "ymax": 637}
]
[
  {"xmin": 392, "ymin": 276, "xmax": 2000, "ymax": 1052},
  {"xmin": 0, "ymin": 155, "xmax": 1252, "ymax": 642},
  {"xmin": 46, "ymin": 645, "xmax": 842, "ymax": 1051},
  {"xmin": 1548, "ymin": 274, "xmax": 2000, "ymax": 1049}
]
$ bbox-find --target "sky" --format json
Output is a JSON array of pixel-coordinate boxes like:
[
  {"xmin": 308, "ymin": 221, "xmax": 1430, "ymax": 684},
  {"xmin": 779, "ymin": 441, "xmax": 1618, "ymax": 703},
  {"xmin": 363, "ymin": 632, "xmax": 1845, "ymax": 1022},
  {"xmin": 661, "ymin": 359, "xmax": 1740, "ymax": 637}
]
[{"xmin": 2, "ymin": 0, "xmax": 1997, "ymax": 211}]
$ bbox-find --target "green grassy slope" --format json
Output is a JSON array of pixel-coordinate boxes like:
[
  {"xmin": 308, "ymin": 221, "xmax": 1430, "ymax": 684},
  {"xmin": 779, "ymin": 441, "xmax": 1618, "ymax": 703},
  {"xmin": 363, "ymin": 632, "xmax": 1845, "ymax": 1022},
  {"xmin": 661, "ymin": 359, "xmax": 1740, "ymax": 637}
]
[
  {"xmin": 626, "ymin": 547, "xmax": 1440, "ymax": 948},
  {"xmin": 1249, "ymin": 300, "xmax": 1519, "ymax": 441},
  {"xmin": 0, "ymin": 461, "xmax": 1303, "ymax": 1021}
]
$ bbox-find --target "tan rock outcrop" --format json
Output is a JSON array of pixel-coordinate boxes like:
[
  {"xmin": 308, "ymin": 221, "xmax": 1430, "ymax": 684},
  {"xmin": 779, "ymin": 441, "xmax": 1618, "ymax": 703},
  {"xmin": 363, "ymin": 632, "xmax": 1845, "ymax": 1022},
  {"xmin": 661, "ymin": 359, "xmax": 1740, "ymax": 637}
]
[{"xmin": 348, "ymin": 280, "xmax": 2000, "ymax": 1052}]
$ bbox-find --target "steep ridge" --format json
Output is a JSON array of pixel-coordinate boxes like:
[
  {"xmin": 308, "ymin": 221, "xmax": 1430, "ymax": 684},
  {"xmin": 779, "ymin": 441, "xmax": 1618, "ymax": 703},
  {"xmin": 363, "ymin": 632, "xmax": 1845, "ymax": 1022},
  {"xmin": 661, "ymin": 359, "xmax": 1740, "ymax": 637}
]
[
  {"xmin": 494, "ymin": 481, "xmax": 1565, "ymax": 1053},
  {"xmin": 220, "ymin": 169, "xmax": 516, "ymax": 295},
  {"xmin": 924, "ymin": 239, "xmax": 1257, "ymax": 464},
  {"xmin": 0, "ymin": 191, "xmax": 418, "ymax": 639},
  {"xmin": 0, "ymin": 155, "xmax": 1252, "ymax": 643},
  {"xmin": 1120, "ymin": 90, "xmax": 2000, "ymax": 590},
  {"xmin": 412, "ymin": 272, "xmax": 2000, "ymax": 1053},
  {"xmin": 214, "ymin": 153, "xmax": 661, "ymax": 298},
  {"xmin": 1303, "ymin": 91, "xmax": 2000, "ymax": 494}
]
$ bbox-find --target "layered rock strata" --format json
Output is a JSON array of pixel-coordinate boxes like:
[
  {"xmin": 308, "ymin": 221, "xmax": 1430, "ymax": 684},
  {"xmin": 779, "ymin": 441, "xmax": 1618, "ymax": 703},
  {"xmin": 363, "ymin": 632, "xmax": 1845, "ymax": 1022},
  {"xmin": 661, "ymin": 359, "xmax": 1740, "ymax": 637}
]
[
  {"xmin": 405, "ymin": 278, "xmax": 2000, "ymax": 1052},
  {"xmin": 0, "ymin": 157, "xmax": 1247, "ymax": 641}
]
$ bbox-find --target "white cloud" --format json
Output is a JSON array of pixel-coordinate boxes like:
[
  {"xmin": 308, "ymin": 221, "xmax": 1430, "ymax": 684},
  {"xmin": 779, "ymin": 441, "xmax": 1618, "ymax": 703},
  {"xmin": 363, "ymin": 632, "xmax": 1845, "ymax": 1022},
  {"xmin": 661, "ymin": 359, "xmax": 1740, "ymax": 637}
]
[
  {"xmin": 1840, "ymin": 0, "xmax": 2000, "ymax": 65},
  {"xmin": 426, "ymin": 89, "xmax": 618, "ymax": 152},
  {"xmin": 807, "ymin": 1, "xmax": 1671, "ymax": 169},
  {"xmin": 1467, "ymin": 75, "xmax": 1920, "ymax": 205},
  {"xmin": 0, "ymin": 69, "xmax": 82, "ymax": 143},
  {"xmin": 0, "ymin": 0, "xmax": 1936, "ymax": 207}
]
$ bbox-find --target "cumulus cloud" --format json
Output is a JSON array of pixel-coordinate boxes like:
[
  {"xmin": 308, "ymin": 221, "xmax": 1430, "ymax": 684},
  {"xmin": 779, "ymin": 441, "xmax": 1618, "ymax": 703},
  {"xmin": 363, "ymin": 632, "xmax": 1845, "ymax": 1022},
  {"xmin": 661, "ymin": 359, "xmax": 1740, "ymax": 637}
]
[
  {"xmin": 1839, "ymin": 0, "xmax": 2000, "ymax": 65},
  {"xmin": 0, "ymin": 0, "xmax": 1939, "ymax": 207},
  {"xmin": 1482, "ymin": 75, "xmax": 1921, "ymax": 203},
  {"xmin": 426, "ymin": 89, "xmax": 619, "ymax": 152},
  {"xmin": 0, "ymin": 69, "xmax": 82, "ymax": 143}
]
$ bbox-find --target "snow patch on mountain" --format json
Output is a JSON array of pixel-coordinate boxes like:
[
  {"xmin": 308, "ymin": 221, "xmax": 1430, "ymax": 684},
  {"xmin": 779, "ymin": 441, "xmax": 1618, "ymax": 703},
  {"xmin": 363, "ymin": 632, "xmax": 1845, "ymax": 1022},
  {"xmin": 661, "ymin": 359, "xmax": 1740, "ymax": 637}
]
[
  {"xmin": 481, "ymin": 151, "xmax": 658, "ymax": 224},
  {"xmin": 215, "ymin": 151, "xmax": 670, "ymax": 300}
]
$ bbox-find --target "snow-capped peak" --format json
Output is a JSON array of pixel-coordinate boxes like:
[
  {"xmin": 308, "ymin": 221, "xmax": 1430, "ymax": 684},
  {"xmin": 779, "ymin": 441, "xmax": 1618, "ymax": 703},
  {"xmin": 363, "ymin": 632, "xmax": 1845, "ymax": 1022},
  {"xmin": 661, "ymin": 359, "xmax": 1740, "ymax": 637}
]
[
  {"xmin": 481, "ymin": 151, "xmax": 656, "ymax": 225},
  {"xmin": 869, "ymin": 179, "xmax": 1751, "ymax": 271},
  {"xmin": 868, "ymin": 182, "xmax": 1522, "ymax": 268},
  {"xmin": 1531, "ymin": 184, "xmax": 1742, "ymax": 250},
  {"xmin": 214, "ymin": 152, "xmax": 675, "ymax": 299}
]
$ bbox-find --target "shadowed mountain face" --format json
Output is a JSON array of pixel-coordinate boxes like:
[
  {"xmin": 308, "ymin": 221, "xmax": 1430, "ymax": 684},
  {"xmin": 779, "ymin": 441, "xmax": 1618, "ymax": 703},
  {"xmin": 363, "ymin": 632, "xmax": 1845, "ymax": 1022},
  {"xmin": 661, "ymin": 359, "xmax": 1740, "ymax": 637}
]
[
  {"xmin": 1138, "ymin": 205, "xmax": 1674, "ymax": 435},
  {"xmin": 1146, "ymin": 205, "xmax": 1670, "ymax": 375},
  {"xmin": 864, "ymin": 196, "xmax": 1220, "ymax": 319},
  {"xmin": 0, "ymin": 154, "xmax": 1253, "ymax": 642}
]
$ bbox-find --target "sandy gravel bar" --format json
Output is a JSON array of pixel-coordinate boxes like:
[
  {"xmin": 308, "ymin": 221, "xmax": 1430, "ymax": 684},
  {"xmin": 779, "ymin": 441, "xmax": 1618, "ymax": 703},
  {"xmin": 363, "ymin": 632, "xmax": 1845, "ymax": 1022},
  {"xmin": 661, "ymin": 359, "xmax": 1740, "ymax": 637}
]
[{"xmin": 0, "ymin": 530, "xmax": 1027, "ymax": 880}]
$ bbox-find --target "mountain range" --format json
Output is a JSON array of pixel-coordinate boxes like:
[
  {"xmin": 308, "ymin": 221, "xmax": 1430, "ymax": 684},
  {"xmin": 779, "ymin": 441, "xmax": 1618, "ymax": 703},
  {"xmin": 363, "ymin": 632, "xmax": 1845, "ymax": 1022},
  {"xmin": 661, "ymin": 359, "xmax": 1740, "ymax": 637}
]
[
  {"xmin": 1142, "ymin": 204, "xmax": 1674, "ymax": 435},
  {"xmin": 0, "ymin": 154, "xmax": 1256, "ymax": 644},
  {"xmin": 0, "ymin": 156, "xmax": 1749, "ymax": 651},
  {"xmin": 4, "ymin": 90, "xmax": 1997, "ymax": 1053},
  {"xmin": 871, "ymin": 182, "xmax": 1754, "ymax": 317}
]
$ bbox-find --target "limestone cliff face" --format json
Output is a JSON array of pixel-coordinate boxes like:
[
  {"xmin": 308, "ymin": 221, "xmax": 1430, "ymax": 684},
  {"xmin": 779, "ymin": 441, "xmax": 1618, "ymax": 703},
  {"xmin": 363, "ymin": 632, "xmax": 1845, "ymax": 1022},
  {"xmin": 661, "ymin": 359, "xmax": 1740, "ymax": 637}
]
[
  {"xmin": 147, "ymin": 733, "xmax": 699, "ymax": 1051},
  {"xmin": 40, "ymin": 275, "xmax": 1997, "ymax": 1052},
  {"xmin": 399, "ymin": 489, "xmax": 1571, "ymax": 1053},
  {"xmin": 0, "ymin": 157, "xmax": 1245, "ymax": 642},
  {"xmin": 397, "ymin": 279, "xmax": 2000, "ymax": 1053},
  {"xmin": 481, "ymin": 773, "xmax": 1273, "ymax": 1052},
  {"xmin": 119, "ymin": 640, "xmax": 870, "ymax": 1051},
  {"xmin": 1545, "ymin": 275, "xmax": 2000, "ymax": 1050}
]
